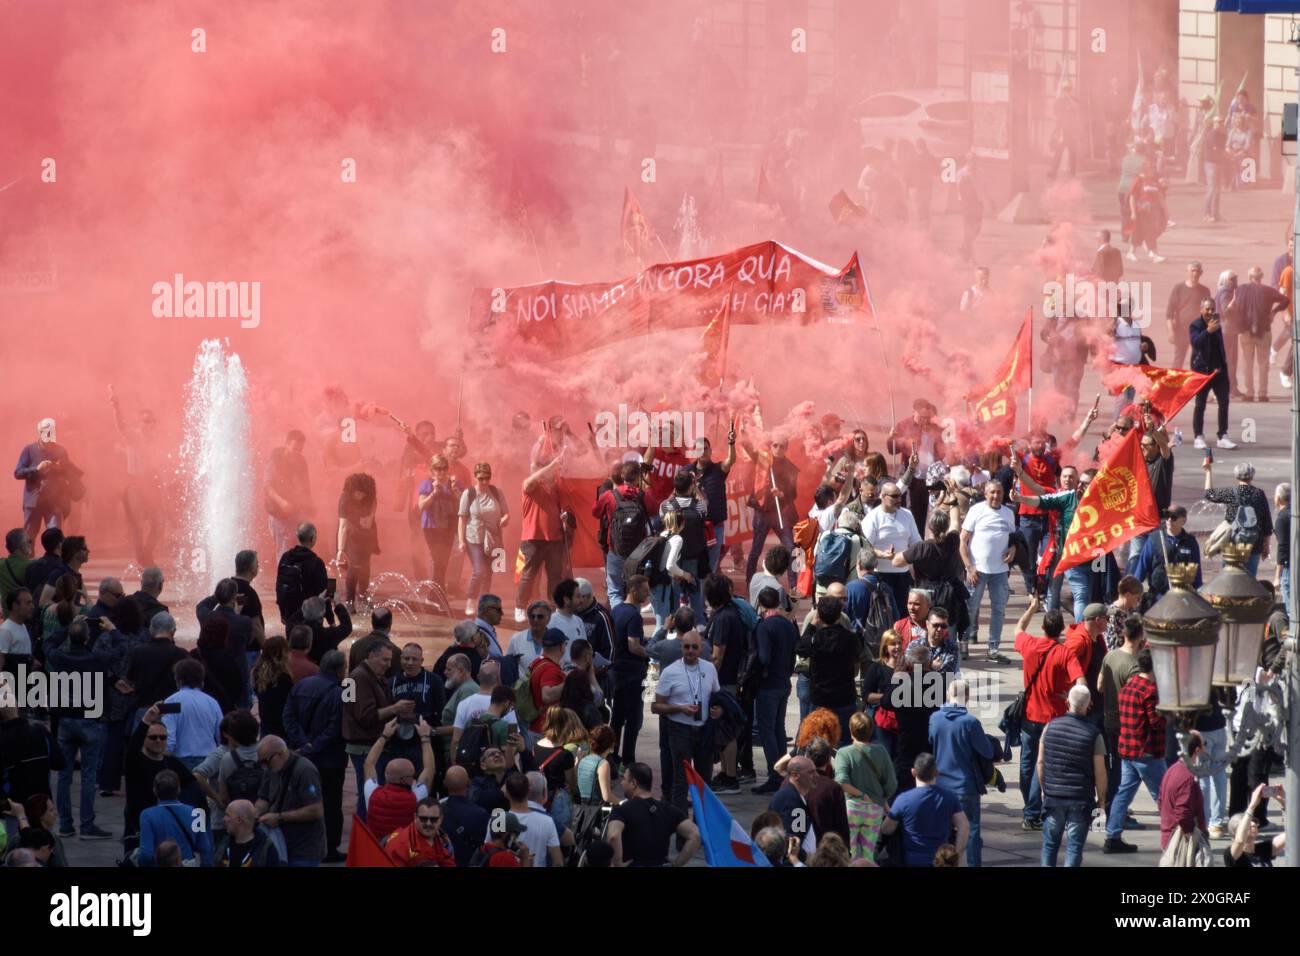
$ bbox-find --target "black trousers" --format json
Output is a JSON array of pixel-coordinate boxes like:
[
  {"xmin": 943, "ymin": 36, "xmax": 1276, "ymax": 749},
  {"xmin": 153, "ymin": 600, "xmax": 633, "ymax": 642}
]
[
  {"xmin": 610, "ymin": 673, "xmax": 646, "ymax": 766},
  {"xmin": 315, "ymin": 764, "xmax": 346, "ymax": 853},
  {"xmin": 1192, "ymin": 369, "xmax": 1230, "ymax": 439}
]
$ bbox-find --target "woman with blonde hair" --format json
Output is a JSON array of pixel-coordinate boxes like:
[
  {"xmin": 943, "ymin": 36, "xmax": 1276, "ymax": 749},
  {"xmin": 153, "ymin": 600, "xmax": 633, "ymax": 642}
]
[
  {"xmin": 649, "ymin": 502, "xmax": 696, "ymax": 628},
  {"xmin": 532, "ymin": 706, "xmax": 589, "ymax": 834},
  {"xmin": 862, "ymin": 631, "xmax": 903, "ymax": 757},
  {"xmin": 251, "ymin": 636, "xmax": 294, "ymax": 739}
]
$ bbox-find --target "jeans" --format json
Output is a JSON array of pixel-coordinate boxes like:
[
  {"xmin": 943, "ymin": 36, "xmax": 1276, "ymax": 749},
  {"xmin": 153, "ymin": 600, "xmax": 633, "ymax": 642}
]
[
  {"xmin": 649, "ymin": 580, "xmax": 677, "ymax": 630},
  {"xmin": 664, "ymin": 719, "xmax": 708, "ymax": 814},
  {"xmin": 754, "ymin": 687, "xmax": 790, "ymax": 782},
  {"xmin": 706, "ymin": 526, "xmax": 726, "ymax": 582},
  {"xmin": 1282, "ymin": 566, "xmax": 1292, "ymax": 620},
  {"xmin": 795, "ymin": 673, "xmax": 811, "ymax": 722},
  {"xmin": 1019, "ymin": 515, "xmax": 1049, "ymax": 591},
  {"xmin": 745, "ymin": 511, "xmax": 796, "ymax": 589},
  {"xmin": 1041, "ymin": 802, "xmax": 1090, "ymax": 867},
  {"xmin": 1125, "ymin": 530, "xmax": 1154, "ymax": 574},
  {"xmin": 1106, "ymin": 755, "xmax": 1164, "ymax": 839},
  {"xmin": 1198, "ymin": 727, "xmax": 1229, "ymax": 828},
  {"xmin": 1113, "ymin": 385, "xmax": 1135, "ymax": 422},
  {"xmin": 1103, "ymin": 728, "xmax": 1121, "ymax": 816},
  {"xmin": 269, "ymin": 514, "xmax": 296, "ymax": 560},
  {"xmin": 1204, "ymin": 161, "xmax": 1221, "ymax": 218},
  {"xmin": 960, "ymin": 793, "xmax": 982, "ymax": 867},
  {"xmin": 610, "ymin": 673, "xmax": 646, "ymax": 765},
  {"xmin": 604, "ymin": 551, "xmax": 626, "ymax": 607},
  {"xmin": 97, "ymin": 719, "xmax": 126, "ymax": 792},
  {"xmin": 1052, "ymin": 565, "xmax": 1090, "ymax": 623},
  {"xmin": 515, "ymin": 539, "xmax": 566, "ymax": 609},
  {"xmin": 465, "ymin": 542, "xmax": 492, "ymax": 603},
  {"xmin": 830, "ymin": 704, "xmax": 856, "ymax": 747},
  {"xmin": 966, "ymin": 571, "xmax": 1010, "ymax": 653},
  {"xmin": 875, "ymin": 727, "xmax": 897, "ymax": 760},
  {"xmin": 1020, "ymin": 719, "xmax": 1045, "ymax": 823},
  {"xmin": 350, "ymin": 752, "xmax": 369, "ymax": 823},
  {"xmin": 1244, "ymin": 551, "xmax": 1261, "ymax": 579},
  {"xmin": 57, "ymin": 718, "xmax": 105, "ymax": 830},
  {"xmin": 678, "ymin": 557, "xmax": 705, "ymax": 624}
]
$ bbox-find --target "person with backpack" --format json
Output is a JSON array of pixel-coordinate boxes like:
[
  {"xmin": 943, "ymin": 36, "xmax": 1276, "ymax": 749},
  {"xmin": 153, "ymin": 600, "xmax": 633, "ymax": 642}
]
[
  {"xmin": 658, "ymin": 470, "xmax": 711, "ymax": 622},
  {"xmin": 812, "ymin": 509, "xmax": 863, "ymax": 598},
  {"xmin": 844, "ymin": 550, "xmax": 897, "ymax": 656},
  {"xmin": 283, "ymin": 649, "xmax": 347, "ymax": 862},
  {"xmin": 639, "ymin": 502, "xmax": 696, "ymax": 629},
  {"xmin": 468, "ymin": 808, "xmax": 532, "ymax": 866},
  {"xmin": 593, "ymin": 461, "xmax": 649, "ymax": 606},
  {"xmin": 457, "ymin": 462, "xmax": 510, "ymax": 617},
  {"xmin": 452, "ymin": 684, "xmax": 515, "ymax": 769},
  {"xmin": 214, "ymin": 709, "xmax": 265, "ymax": 810},
  {"xmin": 439, "ymin": 766, "xmax": 490, "ymax": 866},
  {"xmin": 1204, "ymin": 459, "xmax": 1273, "ymax": 578},
  {"xmin": 275, "ymin": 522, "xmax": 328, "ymax": 626},
  {"xmin": 752, "ymin": 586, "xmax": 799, "ymax": 795},
  {"xmin": 795, "ymin": 595, "xmax": 863, "ymax": 747}
]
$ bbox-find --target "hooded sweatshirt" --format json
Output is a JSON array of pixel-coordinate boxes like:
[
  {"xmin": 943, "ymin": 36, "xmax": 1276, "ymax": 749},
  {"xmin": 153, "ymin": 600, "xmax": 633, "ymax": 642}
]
[{"xmin": 927, "ymin": 703, "xmax": 994, "ymax": 798}]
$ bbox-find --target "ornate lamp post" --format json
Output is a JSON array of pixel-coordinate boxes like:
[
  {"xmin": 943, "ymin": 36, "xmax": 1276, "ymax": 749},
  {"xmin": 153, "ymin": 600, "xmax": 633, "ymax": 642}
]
[
  {"xmin": 1143, "ymin": 564, "xmax": 1220, "ymax": 716},
  {"xmin": 1200, "ymin": 543, "xmax": 1272, "ymax": 687}
]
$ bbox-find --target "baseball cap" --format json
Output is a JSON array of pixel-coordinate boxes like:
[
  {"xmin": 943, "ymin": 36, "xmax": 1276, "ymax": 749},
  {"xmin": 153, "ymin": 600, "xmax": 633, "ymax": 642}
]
[
  {"xmin": 1082, "ymin": 603, "xmax": 1108, "ymax": 622},
  {"xmin": 498, "ymin": 811, "xmax": 526, "ymax": 835},
  {"xmin": 541, "ymin": 627, "xmax": 568, "ymax": 648}
]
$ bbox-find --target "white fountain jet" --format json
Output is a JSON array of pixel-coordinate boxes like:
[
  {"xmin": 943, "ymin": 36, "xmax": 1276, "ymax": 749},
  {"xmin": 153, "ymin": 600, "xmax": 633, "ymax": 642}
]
[{"xmin": 178, "ymin": 339, "xmax": 253, "ymax": 593}]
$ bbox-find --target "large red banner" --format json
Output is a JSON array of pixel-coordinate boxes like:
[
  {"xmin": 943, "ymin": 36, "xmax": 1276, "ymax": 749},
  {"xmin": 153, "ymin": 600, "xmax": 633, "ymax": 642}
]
[
  {"xmin": 967, "ymin": 311, "xmax": 1032, "ymax": 429},
  {"xmin": 471, "ymin": 240, "xmax": 871, "ymax": 359}
]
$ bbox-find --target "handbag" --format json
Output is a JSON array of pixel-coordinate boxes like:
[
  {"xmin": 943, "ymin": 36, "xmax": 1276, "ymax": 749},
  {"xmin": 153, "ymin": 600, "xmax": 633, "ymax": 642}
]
[
  {"xmin": 1204, "ymin": 520, "xmax": 1232, "ymax": 557},
  {"xmin": 1159, "ymin": 826, "xmax": 1212, "ymax": 867},
  {"xmin": 1000, "ymin": 650, "xmax": 1050, "ymax": 746}
]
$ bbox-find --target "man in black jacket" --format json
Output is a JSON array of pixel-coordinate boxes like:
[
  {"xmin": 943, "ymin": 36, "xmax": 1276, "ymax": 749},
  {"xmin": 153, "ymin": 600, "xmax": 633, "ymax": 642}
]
[
  {"xmin": 276, "ymin": 522, "xmax": 328, "ymax": 625},
  {"xmin": 301, "ymin": 597, "xmax": 353, "ymax": 665},
  {"xmin": 128, "ymin": 567, "xmax": 168, "ymax": 630},
  {"xmin": 283, "ymin": 649, "xmax": 346, "ymax": 862},
  {"xmin": 1189, "ymin": 297, "xmax": 1237, "ymax": 451},
  {"xmin": 45, "ymin": 617, "xmax": 113, "ymax": 838},
  {"xmin": 795, "ymin": 595, "xmax": 863, "ymax": 747},
  {"xmin": 123, "ymin": 612, "xmax": 190, "ymax": 725},
  {"xmin": 123, "ymin": 702, "xmax": 203, "ymax": 849}
]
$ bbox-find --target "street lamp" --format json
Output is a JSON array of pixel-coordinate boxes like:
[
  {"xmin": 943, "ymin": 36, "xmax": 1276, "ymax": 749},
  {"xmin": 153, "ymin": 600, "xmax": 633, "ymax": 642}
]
[
  {"xmin": 1144, "ymin": 563, "xmax": 1221, "ymax": 715},
  {"xmin": 1200, "ymin": 543, "xmax": 1273, "ymax": 686}
]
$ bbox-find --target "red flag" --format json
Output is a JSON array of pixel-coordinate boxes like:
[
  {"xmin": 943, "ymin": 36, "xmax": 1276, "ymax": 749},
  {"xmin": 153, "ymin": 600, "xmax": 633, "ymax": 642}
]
[
  {"xmin": 345, "ymin": 815, "xmax": 396, "ymax": 867},
  {"xmin": 968, "ymin": 311, "xmax": 1033, "ymax": 429},
  {"xmin": 620, "ymin": 186, "xmax": 661, "ymax": 269},
  {"xmin": 698, "ymin": 293, "xmax": 731, "ymax": 386},
  {"xmin": 1107, "ymin": 365, "xmax": 1215, "ymax": 421},
  {"xmin": 828, "ymin": 189, "xmax": 868, "ymax": 224},
  {"xmin": 1053, "ymin": 429, "xmax": 1161, "ymax": 575}
]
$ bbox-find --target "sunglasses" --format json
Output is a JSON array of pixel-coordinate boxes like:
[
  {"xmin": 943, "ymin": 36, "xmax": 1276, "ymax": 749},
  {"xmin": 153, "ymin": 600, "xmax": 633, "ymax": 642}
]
[
  {"xmin": 417, "ymin": 815, "xmax": 440, "ymax": 825},
  {"xmin": 931, "ymin": 624, "xmax": 950, "ymax": 631},
  {"xmin": 883, "ymin": 493, "xmax": 902, "ymax": 499}
]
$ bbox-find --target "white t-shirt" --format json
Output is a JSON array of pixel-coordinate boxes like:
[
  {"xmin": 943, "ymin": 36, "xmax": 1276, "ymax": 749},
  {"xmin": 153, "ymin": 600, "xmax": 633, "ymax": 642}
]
[
  {"xmin": 452, "ymin": 694, "xmax": 519, "ymax": 730},
  {"xmin": 861, "ymin": 507, "xmax": 922, "ymax": 565},
  {"xmin": 509, "ymin": 629, "xmax": 571, "ymax": 668},
  {"xmin": 550, "ymin": 611, "xmax": 585, "ymax": 647},
  {"xmin": 0, "ymin": 618, "xmax": 31, "ymax": 656},
  {"xmin": 655, "ymin": 658, "xmax": 719, "ymax": 727},
  {"xmin": 515, "ymin": 807, "xmax": 560, "ymax": 866},
  {"xmin": 961, "ymin": 501, "xmax": 1016, "ymax": 575},
  {"xmin": 1113, "ymin": 319, "xmax": 1142, "ymax": 366},
  {"xmin": 363, "ymin": 778, "xmax": 428, "ymax": 808}
]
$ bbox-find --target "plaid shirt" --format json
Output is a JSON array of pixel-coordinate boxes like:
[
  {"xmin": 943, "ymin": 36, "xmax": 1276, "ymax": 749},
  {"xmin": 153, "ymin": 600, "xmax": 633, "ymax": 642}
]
[{"xmin": 1117, "ymin": 673, "xmax": 1164, "ymax": 758}]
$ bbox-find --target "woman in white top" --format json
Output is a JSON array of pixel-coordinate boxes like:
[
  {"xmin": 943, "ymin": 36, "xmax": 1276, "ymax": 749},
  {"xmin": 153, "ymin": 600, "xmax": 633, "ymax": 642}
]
[
  {"xmin": 650, "ymin": 505, "xmax": 696, "ymax": 629},
  {"xmin": 457, "ymin": 462, "xmax": 509, "ymax": 616}
]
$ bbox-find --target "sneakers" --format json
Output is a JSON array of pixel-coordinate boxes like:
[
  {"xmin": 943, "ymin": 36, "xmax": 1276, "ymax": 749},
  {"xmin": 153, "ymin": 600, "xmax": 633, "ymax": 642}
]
[
  {"xmin": 1103, "ymin": 837, "xmax": 1138, "ymax": 854},
  {"xmin": 58, "ymin": 825, "xmax": 76, "ymax": 837},
  {"xmin": 1193, "ymin": 435, "xmax": 1207, "ymax": 449},
  {"xmin": 79, "ymin": 825, "xmax": 113, "ymax": 840},
  {"xmin": 751, "ymin": 778, "xmax": 782, "ymax": 795},
  {"xmin": 1126, "ymin": 250, "xmax": 1138, "ymax": 262},
  {"xmin": 736, "ymin": 769, "xmax": 757, "ymax": 785},
  {"xmin": 1021, "ymin": 818, "xmax": 1042, "ymax": 831},
  {"xmin": 1216, "ymin": 436, "xmax": 1238, "ymax": 450},
  {"xmin": 985, "ymin": 651, "xmax": 1008, "ymax": 664},
  {"xmin": 514, "ymin": 607, "xmax": 527, "ymax": 624},
  {"xmin": 712, "ymin": 776, "xmax": 741, "ymax": 795},
  {"xmin": 1282, "ymin": 372, "xmax": 1293, "ymax": 389},
  {"xmin": 1270, "ymin": 347, "xmax": 1279, "ymax": 365},
  {"xmin": 1148, "ymin": 252, "xmax": 1167, "ymax": 263}
]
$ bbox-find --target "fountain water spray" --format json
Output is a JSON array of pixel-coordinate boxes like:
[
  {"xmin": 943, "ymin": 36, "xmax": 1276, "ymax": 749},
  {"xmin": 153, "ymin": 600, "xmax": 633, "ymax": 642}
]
[{"xmin": 177, "ymin": 339, "xmax": 254, "ymax": 594}]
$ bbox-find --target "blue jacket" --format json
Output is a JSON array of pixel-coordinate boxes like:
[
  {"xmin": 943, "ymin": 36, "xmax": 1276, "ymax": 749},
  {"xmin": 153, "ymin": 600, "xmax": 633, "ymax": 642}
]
[
  {"xmin": 927, "ymin": 704, "xmax": 993, "ymax": 798},
  {"xmin": 139, "ymin": 800, "xmax": 213, "ymax": 866},
  {"xmin": 283, "ymin": 672, "xmax": 346, "ymax": 769},
  {"xmin": 14, "ymin": 443, "xmax": 53, "ymax": 510}
]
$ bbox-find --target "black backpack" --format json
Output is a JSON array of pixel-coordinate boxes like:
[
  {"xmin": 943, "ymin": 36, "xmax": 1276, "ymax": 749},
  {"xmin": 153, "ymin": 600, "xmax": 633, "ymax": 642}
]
[
  {"xmin": 623, "ymin": 535, "xmax": 670, "ymax": 587},
  {"xmin": 456, "ymin": 714, "xmax": 506, "ymax": 773},
  {"xmin": 860, "ymin": 577, "xmax": 896, "ymax": 658},
  {"xmin": 610, "ymin": 489, "xmax": 649, "ymax": 558},
  {"xmin": 677, "ymin": 504, "xmax": 707, "ymax": 561},
  {"xmin": 226, "ymin": 753, "xmax": 266, "ymax": 803},
  {"xmin": 275, "ymin": 555, "xmax": 305, "ymax": 623}
]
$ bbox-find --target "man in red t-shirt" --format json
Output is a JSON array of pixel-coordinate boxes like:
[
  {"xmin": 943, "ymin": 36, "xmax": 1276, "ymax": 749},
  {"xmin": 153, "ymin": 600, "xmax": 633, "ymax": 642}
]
[
  {"xmin": 1013, "ymin": 595, "xmax": 1088, "ymax": 830},
  {"xmin": 528, "ymin": 629, "xmax": 568, "ymax": 733},
  {"xmin": 514, "ymin": 452, "xmax": 569, "ymax": 622},
  {"xmin": 1064, "ymin": 603, "xmax": 1110, "ymax": 714}
]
